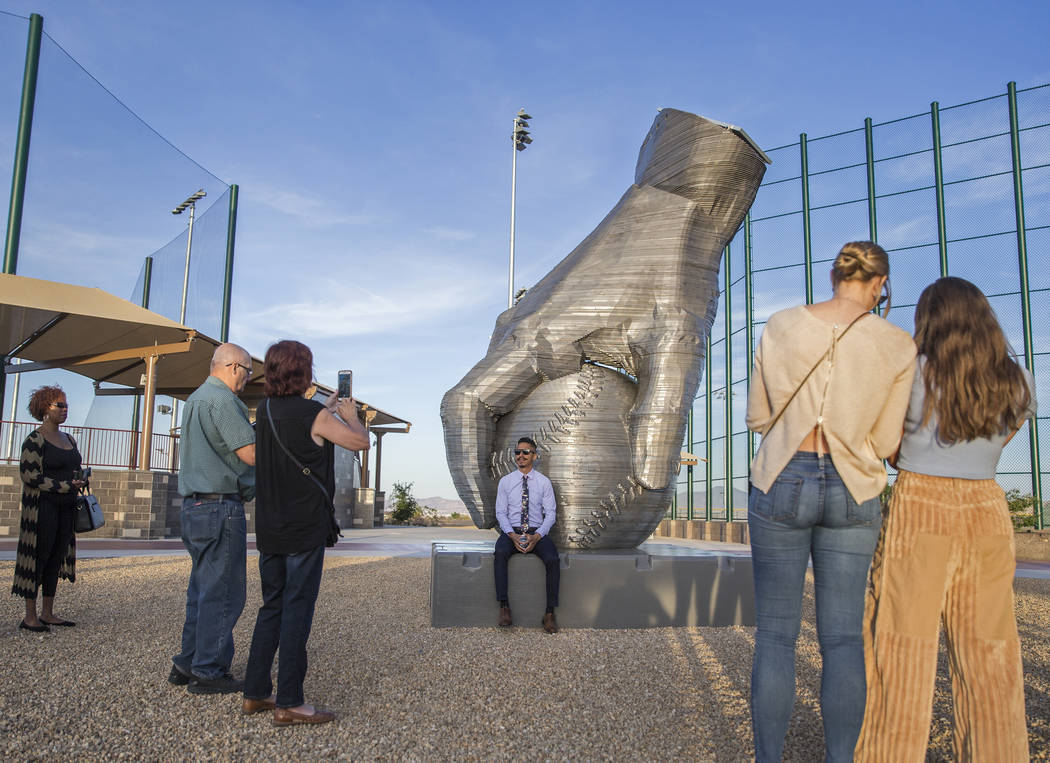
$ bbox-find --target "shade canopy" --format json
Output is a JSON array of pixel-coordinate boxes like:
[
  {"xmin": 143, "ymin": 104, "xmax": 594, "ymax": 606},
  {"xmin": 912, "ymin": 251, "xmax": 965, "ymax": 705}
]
[{"xmin": 0, "ymin": 272, "xmax": 410, "ymax": 431}]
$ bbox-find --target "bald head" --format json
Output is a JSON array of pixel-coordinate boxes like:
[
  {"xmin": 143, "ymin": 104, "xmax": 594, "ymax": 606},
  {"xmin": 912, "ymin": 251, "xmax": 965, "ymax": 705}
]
[{"xmin": 210, "ymin": 343, "xmax": 252, "ymax": 394}]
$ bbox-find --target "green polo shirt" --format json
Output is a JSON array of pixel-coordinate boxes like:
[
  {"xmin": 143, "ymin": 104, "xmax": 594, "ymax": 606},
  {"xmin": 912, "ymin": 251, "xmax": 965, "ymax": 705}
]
[{"xmin": 178, "ymin": 375, "xmax": 255, "ymax": 500}]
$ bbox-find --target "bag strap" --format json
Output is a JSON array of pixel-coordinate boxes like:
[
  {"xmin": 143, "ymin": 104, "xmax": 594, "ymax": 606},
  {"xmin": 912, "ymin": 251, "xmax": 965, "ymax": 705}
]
[
  {"xmin": 761, "ymin": 311, "xmax": 870, "ymax": 438},
  {"xmin": 264, "ymin": 399, "xmax": 334, "ymax": 510}
]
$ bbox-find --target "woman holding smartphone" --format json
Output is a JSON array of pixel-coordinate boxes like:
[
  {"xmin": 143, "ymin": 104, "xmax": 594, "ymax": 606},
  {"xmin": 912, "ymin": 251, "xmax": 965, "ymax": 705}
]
[{"xmin": 242, "ymin": 341, "xmax": 369, "ymax": 726}]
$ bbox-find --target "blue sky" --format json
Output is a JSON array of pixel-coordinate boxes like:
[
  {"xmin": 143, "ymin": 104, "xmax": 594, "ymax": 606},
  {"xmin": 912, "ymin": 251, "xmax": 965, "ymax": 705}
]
[{"xmin": 1, "ymin": 0, "xmax": 1048, "ymax": 499}]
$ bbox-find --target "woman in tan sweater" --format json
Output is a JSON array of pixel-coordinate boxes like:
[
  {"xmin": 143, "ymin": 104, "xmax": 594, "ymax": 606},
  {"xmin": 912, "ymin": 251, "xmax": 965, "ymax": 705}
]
[{"xmin": 745, "ymin": 241, "xmax": 916, "ymax": 762}]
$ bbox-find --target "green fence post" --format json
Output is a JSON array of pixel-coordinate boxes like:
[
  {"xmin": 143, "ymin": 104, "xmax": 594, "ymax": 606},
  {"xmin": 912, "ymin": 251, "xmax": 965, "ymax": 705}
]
[
  {"xmin": 931, "ymin": 103, "xmax": 948, "ymax": 276},
  {"xmin": 800, "ymin": 133, "xmax": 813, "ymax": 304},
  {"xmin": 724, "ymin": 244, "xmax": 733, "ymax": 523},
  {"xmin": 1007, "ymin": 81, "xmax": 1043, "ymax": 528},
  {"xmin": 220, "ymin": 184, "xmax": 239, "ymax": 342},
  {"xmin": 129, "ymin": 256, "xmax": 153, "ymax": 467},
  {"xmin": 705, "ymin": 333, "xmax": 713, "ymax": 522},
  {"xmin": 687, "ymin": 406, "xmax": 694, "ymax": 520},
  {"xmin": 744, "ymin": 214, "xmax": 756, "ymax": 465},
  {"xmin": 864, "ymin": 117, "xmax": 878, "ymax": 243},
  {"xmin": 1, "ymin": 13, "xmax": 44, "ymax": 422},
  {"xmin": 3, "ymin": 13, "xmax": 42, "ymax": 276}
]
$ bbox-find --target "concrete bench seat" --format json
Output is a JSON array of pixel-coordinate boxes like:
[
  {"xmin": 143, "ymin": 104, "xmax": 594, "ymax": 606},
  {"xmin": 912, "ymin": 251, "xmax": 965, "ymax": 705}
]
[{"xmin": 430, "ymin": 540, "xmax": 754, "ymax": 629}]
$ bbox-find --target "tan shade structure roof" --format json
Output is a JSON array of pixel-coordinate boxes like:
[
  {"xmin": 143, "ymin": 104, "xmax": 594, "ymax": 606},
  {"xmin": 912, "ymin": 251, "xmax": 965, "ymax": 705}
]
[{"xmin": 0, "ymin": 274, "xmax": 410, "ymax": 471}]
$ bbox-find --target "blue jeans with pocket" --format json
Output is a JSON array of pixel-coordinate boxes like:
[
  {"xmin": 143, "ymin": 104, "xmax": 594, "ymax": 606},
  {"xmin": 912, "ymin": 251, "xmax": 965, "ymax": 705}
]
[
  {"xmin": 748, "ymin": 452, "xmax": 882, "ymax": 763},
  {"xmin": 173, "ymin": 497, "xmax": 247, "ymax": 680},
  {"xmin": 244, "ymin": 545, "xmax": 326, "ymax": 708}
]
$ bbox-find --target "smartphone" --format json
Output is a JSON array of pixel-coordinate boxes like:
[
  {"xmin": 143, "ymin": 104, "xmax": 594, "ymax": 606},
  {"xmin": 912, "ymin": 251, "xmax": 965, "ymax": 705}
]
[{"xmin": 337, "ymin": 370, "xmax": 353, "ymax": 400}]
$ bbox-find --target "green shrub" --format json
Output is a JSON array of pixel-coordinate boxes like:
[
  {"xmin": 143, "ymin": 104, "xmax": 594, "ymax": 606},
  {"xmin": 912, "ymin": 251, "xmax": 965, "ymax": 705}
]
[
  {"xmin": 389, "ymin": 481, "xmax": 421, "ymax": 524},
  {"xmin": 1005, "ymin": 489, "xmax": 1040, "ymax": 530}
]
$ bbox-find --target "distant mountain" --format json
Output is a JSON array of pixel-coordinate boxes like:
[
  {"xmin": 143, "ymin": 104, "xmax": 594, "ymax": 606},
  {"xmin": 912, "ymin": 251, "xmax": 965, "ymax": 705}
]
[{"xmin": 417, "ymin": 496, "xmax": 466, "ymax": 515}]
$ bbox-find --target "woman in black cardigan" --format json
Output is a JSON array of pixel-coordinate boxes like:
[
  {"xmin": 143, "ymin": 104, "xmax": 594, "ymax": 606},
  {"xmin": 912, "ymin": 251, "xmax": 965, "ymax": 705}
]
[{"xmin": 11, "ymin": 385, "xmax": 86, "ymax": 631}]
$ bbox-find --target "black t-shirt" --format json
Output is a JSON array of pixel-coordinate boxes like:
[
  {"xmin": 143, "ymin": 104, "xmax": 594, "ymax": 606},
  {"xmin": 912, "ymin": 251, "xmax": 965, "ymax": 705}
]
[
  {"xmin": 42, "ymin": 437, "xmax": 82, "ymax": 510},
  {"xmin": 255, "ymin": 396, "xmax": 334, "ymax": 554}
]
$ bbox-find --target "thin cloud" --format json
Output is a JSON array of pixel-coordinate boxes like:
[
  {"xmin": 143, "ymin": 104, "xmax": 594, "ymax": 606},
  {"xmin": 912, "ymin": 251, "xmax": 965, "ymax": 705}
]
[
  {"xmin": 249, "ymin": 183, "xmax": 381, "ymax": 227},
  {"xmin": 423, "ymin": 226, "xmax": 476, "ymax": 241}
]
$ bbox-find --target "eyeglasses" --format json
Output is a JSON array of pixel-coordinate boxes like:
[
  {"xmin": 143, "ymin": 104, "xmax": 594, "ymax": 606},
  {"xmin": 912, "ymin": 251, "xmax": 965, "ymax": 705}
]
[
  {"xmin": 514, "ymin": 449, "xmax": 534, "ymax": 456},
  {"xmin": 51, "ymin": 402, "xmax": 68, "ymax": 409},
  {"xmin": 226, "ymin": 362, "xmax": 251, "ymax": 375}
]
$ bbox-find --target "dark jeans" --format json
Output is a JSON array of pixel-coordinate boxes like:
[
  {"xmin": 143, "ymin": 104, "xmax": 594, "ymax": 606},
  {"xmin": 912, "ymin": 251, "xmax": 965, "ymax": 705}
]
[
  {"xmin": 494, "ymin": 532, "xmax": 560, "ymax": 608},
  {"xmin": 173, "ymin": 497, "xmax": 247, "ymax": 681},
  {"xmin": 244, "ymin": 546, "xmax": 325, "ymax": 708},
  {"xmin": 748, "ymin": 452, "xmax": 882, "ymax": 763},
  {"xmin": 36, "ymin": 499, "xmax": 75, "ymax": 597}
]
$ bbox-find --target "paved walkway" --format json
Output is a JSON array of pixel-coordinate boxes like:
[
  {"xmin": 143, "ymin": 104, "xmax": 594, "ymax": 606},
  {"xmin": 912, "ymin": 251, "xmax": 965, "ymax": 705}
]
[{"xmin": 2, "ymin": 526, "xmax": 1047, "ymax": 578}]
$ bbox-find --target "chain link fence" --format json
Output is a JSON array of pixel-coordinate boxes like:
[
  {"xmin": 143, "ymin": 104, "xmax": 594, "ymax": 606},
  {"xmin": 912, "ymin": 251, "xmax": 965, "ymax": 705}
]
[{"xmin": 676, "ymin": 82, "xmax": 1050, "ymax": 529}]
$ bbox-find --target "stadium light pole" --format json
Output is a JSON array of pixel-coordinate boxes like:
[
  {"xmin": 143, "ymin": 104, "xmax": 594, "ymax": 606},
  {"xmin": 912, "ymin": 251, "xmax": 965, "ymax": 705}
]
[
  {"xmin": 508, "ymin": 109, "xmax": 532, "ymax": 309},
  {"xmin": 172, "ymin": 189, "xmax": 206, "ymax": 325},
  {"xmin": 168, "ymin": 189, "xmax": 206, "ymax": 436}
]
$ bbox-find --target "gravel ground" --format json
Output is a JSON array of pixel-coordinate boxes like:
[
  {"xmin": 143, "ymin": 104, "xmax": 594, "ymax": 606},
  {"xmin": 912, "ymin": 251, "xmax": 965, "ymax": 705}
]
[{"xmin": 1, "ymin": 556, "xmax": 1047, "ymax": 761}]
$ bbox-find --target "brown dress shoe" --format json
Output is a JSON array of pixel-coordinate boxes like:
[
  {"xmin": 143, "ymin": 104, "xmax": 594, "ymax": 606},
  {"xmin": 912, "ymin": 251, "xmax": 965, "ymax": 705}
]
[
  {"xmin": 242, "ymin": 697, "xmax": 276, "ymax": 715},
  {"xmin": 542, "ymin": 612, "xmax": 558, "ymax": 634},
  {"xmin": 498, "ymin": 605, "xmax": 512, "ymax": 627},
  {"xmin": 273, "ymin": 706, "xmax": 336, "ymax": 727}
]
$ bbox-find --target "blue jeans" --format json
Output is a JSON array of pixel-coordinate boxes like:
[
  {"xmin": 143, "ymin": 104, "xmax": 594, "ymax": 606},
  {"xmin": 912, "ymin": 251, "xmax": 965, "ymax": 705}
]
[
  {"xmin": 748, "ymin": 452, "xmax": 882, "ymax": 763},
  {"xmin": 173, "ymin": 497, "xmax": 247, "ymax": 680},
  {"xmin": 244, "ymin": 546, "xmax": 325, "ymax": 708}
]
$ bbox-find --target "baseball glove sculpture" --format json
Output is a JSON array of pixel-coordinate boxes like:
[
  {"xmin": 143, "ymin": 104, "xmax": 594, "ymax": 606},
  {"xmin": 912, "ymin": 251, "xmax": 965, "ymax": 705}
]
[{"xmin": 441, "ymin": 108, "xmax": 769, "ymax": 549}]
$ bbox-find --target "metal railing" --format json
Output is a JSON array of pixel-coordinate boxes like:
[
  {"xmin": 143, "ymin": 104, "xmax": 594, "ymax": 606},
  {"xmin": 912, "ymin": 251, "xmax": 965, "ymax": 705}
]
[{"xmin": 0, "ymin": 420, "xmax": 180, "ymax": 471}]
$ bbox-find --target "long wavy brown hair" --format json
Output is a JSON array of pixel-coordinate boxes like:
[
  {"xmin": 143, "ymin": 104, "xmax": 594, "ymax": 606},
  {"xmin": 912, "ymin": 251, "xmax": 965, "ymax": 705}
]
[{"xmin": 914, "ymin": 277, "xmax": 1030, "ymax": 442}]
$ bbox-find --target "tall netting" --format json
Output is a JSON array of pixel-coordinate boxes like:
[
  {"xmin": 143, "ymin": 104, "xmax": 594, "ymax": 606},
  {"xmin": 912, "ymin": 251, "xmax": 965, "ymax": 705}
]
[
  {"xmin": 676, "ymin": 82, "xmax": 1050, "ymax": 528},
  {"xmin": 1, "ymin": 17, "xmax": 232, "ymax": 433}
]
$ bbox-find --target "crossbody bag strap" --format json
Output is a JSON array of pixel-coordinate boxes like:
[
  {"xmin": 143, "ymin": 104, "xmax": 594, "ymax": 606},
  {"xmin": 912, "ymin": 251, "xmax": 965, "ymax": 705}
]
[
  {"xmin": 264, "ymin": 399, "xmax": 334, "ymax": 509},
  {"xmin": 761, "ymin": 311, "xmax": 870, "ymax": 438}
]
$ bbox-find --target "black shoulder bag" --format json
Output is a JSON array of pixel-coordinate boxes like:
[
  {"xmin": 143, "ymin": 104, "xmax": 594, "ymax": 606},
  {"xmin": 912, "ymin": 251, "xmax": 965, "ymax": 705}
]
[{"xmin": 264, "ymin": 399, "xmax": 342, "ymax": 547}]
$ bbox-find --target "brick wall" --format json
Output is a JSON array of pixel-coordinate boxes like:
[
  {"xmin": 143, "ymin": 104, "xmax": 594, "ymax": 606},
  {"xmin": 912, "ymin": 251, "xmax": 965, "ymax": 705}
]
[
  {"xmin": 0, "ymin": 465, "xmax": 261, "ymax": 540},
  {"xmin": 652, "ymin": 519, "xmax": 750, "ymax": 545}
]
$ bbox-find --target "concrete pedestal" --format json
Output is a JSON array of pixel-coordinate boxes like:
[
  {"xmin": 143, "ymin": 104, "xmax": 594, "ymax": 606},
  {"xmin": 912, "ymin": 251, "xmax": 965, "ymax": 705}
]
[{"xmin": 430, "ymin": 541, "xmax": 754, "ymax": 629}]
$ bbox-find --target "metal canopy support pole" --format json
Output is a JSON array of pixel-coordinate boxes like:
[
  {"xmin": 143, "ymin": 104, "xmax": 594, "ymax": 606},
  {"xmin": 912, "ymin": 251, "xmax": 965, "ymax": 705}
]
[
  {"xmin": 1007, "ymin": 81, "xmax": 1043, "ymax": 528},
  {"xmin": 800, "ymin": 133, "xmax": 813, "ymax": 304},
  {"xmin": 724, "ymin": 244, "xmax": 733, "ymax": 523},
  {"xmin": 931, "ymin": 103, "xmax": 949, "ymax": 276},
  {"xmin": 220, "ymin": 184, "xmax": 238, "ymax": 342},
  {"xmin": 864, "ymin": 117, "xmax": 878, "ymax": 243},
  {"xmin": 373, "ymin": 431, "xmax": 385, "ymax": 493},
  {"xmin": 138, "ymin": 353, "xmax": 159, "ymax": 471}
]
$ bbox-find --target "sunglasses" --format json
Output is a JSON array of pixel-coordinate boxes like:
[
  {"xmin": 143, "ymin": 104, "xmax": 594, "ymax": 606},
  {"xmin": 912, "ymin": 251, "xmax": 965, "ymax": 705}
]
[
  {"xmin": 51, "ymin": 402, "xmax": 68, "ymax": 409},
  {"xmin": 877, "ymin": 280, "xmax": 891, "ymax": 307},
  {"xmin": 226, "ymin": 362, "xmax": 252, "ymax": 375},
  {"xmin": 514, "ymin": 449, "xmax": 534, "ymax": 456}
]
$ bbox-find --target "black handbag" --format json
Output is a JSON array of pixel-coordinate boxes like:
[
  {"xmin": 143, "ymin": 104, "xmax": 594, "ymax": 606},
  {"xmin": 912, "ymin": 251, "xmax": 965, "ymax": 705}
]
[
  {"xmin": 74, "ymin": 490, "xmax": 105, "ymax": 533},
  {"xmin": 264, "ymin": 399, "xmax": 342, "ymax": 547}
]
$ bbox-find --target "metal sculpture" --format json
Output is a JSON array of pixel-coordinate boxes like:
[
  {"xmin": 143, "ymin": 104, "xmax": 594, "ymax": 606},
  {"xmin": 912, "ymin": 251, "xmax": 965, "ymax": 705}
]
[{"xmin": 441, "ymin": 108, "xmax": 769, "ymax": 549}]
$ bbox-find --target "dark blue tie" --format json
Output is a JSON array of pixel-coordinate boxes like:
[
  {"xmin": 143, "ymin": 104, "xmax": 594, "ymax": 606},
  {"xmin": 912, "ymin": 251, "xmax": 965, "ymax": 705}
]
[{"xmin": 520, "ymin": 475, "xmax": 529, "ymax": 532}]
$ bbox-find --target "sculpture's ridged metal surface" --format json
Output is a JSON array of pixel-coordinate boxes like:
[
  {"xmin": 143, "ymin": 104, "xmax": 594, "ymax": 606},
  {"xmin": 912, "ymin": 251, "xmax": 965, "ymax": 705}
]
[{"xmin": 441, "ymin": 108, "xmax": 769, "ymax": 549}]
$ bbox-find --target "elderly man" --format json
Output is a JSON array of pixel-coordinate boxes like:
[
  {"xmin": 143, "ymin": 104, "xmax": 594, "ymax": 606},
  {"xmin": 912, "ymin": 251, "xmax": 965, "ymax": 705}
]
[{"xmin": 169, "ymin": 343, "xmax": 256, "ymax": 694}]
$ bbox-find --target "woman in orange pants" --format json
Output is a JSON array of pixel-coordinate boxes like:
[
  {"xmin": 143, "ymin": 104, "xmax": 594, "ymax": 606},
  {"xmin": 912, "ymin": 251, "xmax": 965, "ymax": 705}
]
[{"xmin": 855, "ymin": 277, "xmax": 1033, "ymax": 761}]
